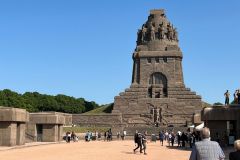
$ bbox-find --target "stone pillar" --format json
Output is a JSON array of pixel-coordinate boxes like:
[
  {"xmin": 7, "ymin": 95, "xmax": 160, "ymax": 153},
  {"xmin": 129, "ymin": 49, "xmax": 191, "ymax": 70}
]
[
  {"xmin": 152, "ymin": 108, "xmax": 155, "ymax": 122},
  {"xmin": 156, "ymin": 109, "xmax": 160, "ymax": 122},
  {"xmin": 175, "ymin": 58, "xmax": 184, "ymax": 87},
  {"xmin": 132, "ymin": 59, "xmax": 140, "ymax": 84},
  {"xmin": 136, "ymin": 59, "xmax": 140, "ymax": 84},
  {"xmin": 8, "ymin": 123, "xmax": 17, "ymax": 146},
  {"xmin": 16, "ymin": 123, "xmax": 26, "ymax": 145},
  {"xmin": 0, "ymin": 122, "xmax": 17, "ymax": 146},
  {"xmin": 58, "ymin": 125, "xmax": 63, "ymax": 141}
]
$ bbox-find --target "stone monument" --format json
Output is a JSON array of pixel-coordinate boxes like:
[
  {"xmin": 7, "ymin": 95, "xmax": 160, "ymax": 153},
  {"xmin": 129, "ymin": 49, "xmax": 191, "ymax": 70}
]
[
  {"xmin": 26, "ymin": 112, "xmax": 71, "ymax": 142},
  {"xmin": 112, "ymin": 9, "xmax": 202, "ymax": 128},
  {"xmin": 0, "ymin": 107, "xmax": 29, "ymax": 146}
]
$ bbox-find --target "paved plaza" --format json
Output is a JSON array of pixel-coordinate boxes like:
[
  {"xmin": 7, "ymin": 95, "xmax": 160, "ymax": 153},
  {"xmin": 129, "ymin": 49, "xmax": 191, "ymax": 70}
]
[
  {"xmin": 0, "ymin": 140, "xmax": 191, "ymax": 160},
  {"xmin": 0, "ymin": 139, "xmax": 235, "ymax": 160}
]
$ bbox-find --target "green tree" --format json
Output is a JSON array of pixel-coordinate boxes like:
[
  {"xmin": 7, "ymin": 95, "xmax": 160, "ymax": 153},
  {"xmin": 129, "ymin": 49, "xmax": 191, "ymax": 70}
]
[{"xmin": 0, "ymin": 89, "xmax": 101, "ymax": 114}]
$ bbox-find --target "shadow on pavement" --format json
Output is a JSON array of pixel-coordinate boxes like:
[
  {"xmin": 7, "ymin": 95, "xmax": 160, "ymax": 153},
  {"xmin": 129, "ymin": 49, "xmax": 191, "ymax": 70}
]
[{"xmin": 166, "ymin": 145, "xmax": 192, "ymax": 151}]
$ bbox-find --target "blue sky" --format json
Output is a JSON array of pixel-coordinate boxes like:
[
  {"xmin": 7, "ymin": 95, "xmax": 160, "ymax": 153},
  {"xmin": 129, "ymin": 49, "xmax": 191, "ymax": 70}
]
[{"xmin": 0, "ymin": 0, "xmax": 239, "ymax": 104}]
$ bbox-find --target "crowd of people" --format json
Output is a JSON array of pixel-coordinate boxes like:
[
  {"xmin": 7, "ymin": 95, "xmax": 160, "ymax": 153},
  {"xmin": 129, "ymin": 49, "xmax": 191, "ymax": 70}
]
[
  {"xmin": 65, "ymin": 129, "xmax": 127, "ymax": 143},
  {"xmin": 158, "ymin": 130, "xmax": 201, "ymax": 148},
  {"xmin": 64, "ymin": 127, "xmax": 240, "ymax": 159},
  {"xmin": 224, "ymin": 89, "xmax": 240, "ymax": 105},
  {"xmin": 65, "ymin": 131, "xmax": 78, "ymax": 143},
  {"xmin": 104, "ymin": 129, "xmax": 112, "ymax": 141}
]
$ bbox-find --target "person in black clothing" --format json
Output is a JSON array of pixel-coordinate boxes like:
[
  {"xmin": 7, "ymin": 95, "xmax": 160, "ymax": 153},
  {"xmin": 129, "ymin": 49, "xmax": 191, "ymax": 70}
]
[
  {"xmin": 224, "ymin": 90, "xmax": 230, "ymax": 105},
  {"xmin": 171, "ymin": 132, "xmax": 175, "ymax": 146},
  {"xmin": 177, "ymin": 132, "xmax": 181, "ymax": 147},
  {"xmin": 133, "ymin": 133, "xmax": 143, "ymax": 153},
  {"xmin": 104, "ymin": 131, "xmax": 107, "ymax": 141},
  {"xmin": 229, "ymin": 140, "xmax": 240, "ymax": 160},
  {"xmin": 237, "ymin": 90, "xmax": 240, "ymax": 104},
  {"xmin": 134, "ymin": 130, "xmax": 138, "ymax": 145},
  {"xmin": 181, "ymin": 132, "xmax": 186, "ymax": 147},
  {"xmin": 71, "ymin": 131, "xmax": 76, "ymax": 142}
]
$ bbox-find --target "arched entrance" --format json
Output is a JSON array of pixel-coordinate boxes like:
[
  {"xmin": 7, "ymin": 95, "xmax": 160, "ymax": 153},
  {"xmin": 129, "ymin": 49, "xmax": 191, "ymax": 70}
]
[{"xmin": 148, "ymin": 72, "xmax": 168, "ymax": 98}]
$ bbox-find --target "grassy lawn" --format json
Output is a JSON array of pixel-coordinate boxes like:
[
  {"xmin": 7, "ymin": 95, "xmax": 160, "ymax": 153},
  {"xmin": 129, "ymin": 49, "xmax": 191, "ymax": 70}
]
[{"xmin": 83, "ymin": 103, "xmax": 113, "ymax": 115}]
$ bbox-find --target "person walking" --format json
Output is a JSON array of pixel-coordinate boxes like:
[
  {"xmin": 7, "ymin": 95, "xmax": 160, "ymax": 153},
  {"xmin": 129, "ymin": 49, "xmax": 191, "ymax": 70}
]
[
  {"xmin": 224, "ymin": 90, "xmax": 230, "ymax": 106},
  {"xmin": 104, "ymin": 131, "xmax": 107, "ymax": 141},
  {"xmin": 117, "ymin": 131, "xmax": 120, "ymax": 140},
  {"xmin": 67, "ymin": 131, "xmax": 71, "ymax": 143},
  {"xmin": 171, "ymin": 132, "xmax": 175, "ymax": 147},
  {"xmin": 177, "ymin": 131, "xmax": 181, "ymax": 147},
  {"xmin": 142, "ymin": 131, "xmax": 147, "ymax": 155},
  {"xmin": 189, "ymin": 133, "xmax": 194, "ymax": 148},
  {"xmin": 159, "ymin": 131, "xmax": 164, "ymax": 146},
  {"xmin": 181, "ymin": 132, "xmax": 186, "ymax": 147},
  {"xmin": 71, "ymin": 131, "xmax": 76, "ymax": 142},
  {"xmin": 133, "ymin": 132, "xmax": 142, "ymax": 154},
  {"xmin": 168, "ymin": 133, "xmax": 172, "ymax": 146},
  {"xmin": 229, "ymin": 140, "xmax": 240, "ymax": 160},
  {"xmin": 134, "ymin": 130, "xmax": 138, "ymax": 146},
  {"xmin": 189, "ymin": 127, "xmax": 225, "ymax": 160}
]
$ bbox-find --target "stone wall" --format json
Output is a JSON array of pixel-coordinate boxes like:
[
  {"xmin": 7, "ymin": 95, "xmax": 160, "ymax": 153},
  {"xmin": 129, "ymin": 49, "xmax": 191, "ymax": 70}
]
[
  {"xmin": 42, "ymin": 124, "xmax": 61, "ymax": 142},
  {"xmin": 17, "ymin": 123, "xmax": 26, "ymax": 145},
  {"xmin": 25, "ymin": 123, "xmax": 37, "ymax": 142},
  {"xmin": 72, "ymin": 113, "xmax": 122, "ymax": 126}
]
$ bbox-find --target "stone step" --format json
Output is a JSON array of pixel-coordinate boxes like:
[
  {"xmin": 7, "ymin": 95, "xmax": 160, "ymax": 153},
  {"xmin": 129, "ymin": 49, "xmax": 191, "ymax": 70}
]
[
  {"xmin": 168, "ymin": 95, "xmax": 201, "ymax": 99},
  {"xmin": 122, "ymin": 92, "xmax": 146, "ymax": 96},
  {"xmin": 168, "ymin": 91, "xmax": 196, "ymax": 95},
  {"xmin": 125, "ymin": 88, "xmax": 148, "ymax": 92},
  {"xmin": 168, "ymin": 87, "xmax": 191, "ymax": 91}
]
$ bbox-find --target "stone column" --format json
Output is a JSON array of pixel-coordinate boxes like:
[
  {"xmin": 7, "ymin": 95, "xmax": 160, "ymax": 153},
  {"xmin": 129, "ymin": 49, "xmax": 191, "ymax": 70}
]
[
  {"xmin": 156, "ymin": 109, "xmax": 160, "ymax": 123},
  {"xmin": 132, "ymin": 59, "xmax": 140, "ymax": 85},
  {"xmin": 58, "ymin": 125, "xmax": 63, "ymax": 141},
  {"xmin": 152, "ymin": 108, "xmax": 155, "ymax": 122},
  {"xmin": 0, "ymin": 122, "xmax": 10, "ymax": 146},
  {"xmin": 0, "ymin": 122, "xmax": 17, "ymax": 146},
  {"xmin": 16, "ymin": 123, "xmax": 26, "ymax": 145}
]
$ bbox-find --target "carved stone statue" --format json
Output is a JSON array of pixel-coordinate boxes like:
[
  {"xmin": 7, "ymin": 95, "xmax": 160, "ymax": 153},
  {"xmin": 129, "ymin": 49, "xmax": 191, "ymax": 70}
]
[
  {"xmin": 149, "ymin": 22, "xmax": 155, "ymax": 41},
  {"xmin": 141, "ymin": 25, "xmax": 147, "ymax": 42},
  {"xmin": 173, "ymin": 27, "xmax": 178, "ymax": 41},
  {"xmin": 158, "ymin": 23, "xmax": 165, "ymax": 40},
  {"xmin": 137, "ymin": 29, "xmax": 142, "ymax": 44},
  {"xmin": 167, "ymin": 23, "xmax": 173, "ymax": 40}
]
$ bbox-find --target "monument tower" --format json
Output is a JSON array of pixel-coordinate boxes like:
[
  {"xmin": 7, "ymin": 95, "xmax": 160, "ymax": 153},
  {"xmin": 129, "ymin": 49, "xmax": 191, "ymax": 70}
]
[{"xmin": 112, "ymin": 9, "xmax": 202, "ymax": 127}]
